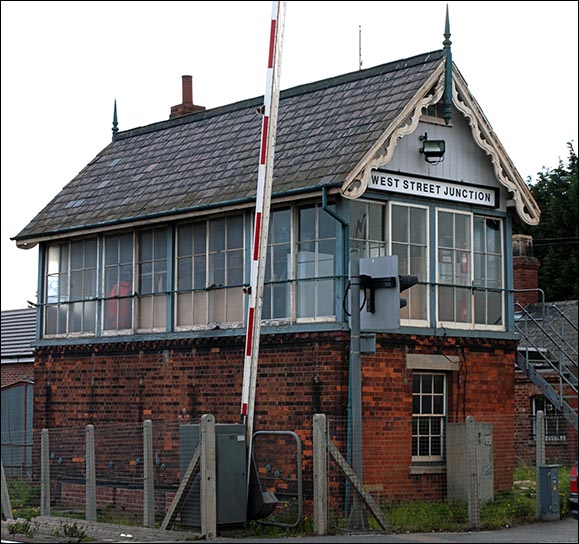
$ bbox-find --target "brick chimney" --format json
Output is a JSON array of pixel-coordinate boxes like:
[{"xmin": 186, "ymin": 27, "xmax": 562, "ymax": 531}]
[
  {"xmin": 170, "ymin": 75, "xmax": 205, "ymax": 119},
  {"xmin": 513, "ymin": 234, "xmax": 540, "ymax": 306}
]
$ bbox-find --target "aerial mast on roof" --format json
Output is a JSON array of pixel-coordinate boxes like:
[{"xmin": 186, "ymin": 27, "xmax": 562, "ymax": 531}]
[{"xmin": 240, "ymin": 0, "xmax": 287, "ymax": 449}]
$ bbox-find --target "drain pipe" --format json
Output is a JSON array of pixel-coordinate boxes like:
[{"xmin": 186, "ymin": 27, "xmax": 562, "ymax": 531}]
[{"xmin": 321, "ymin": 185, "xmax": 353, "ymax": 516}]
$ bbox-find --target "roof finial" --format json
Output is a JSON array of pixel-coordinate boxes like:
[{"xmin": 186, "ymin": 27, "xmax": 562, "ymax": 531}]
[
  {"xmin": 442, "ymin": 4, "xmax": 453, "ymax": 125},
  {"xmin": 112, "ymin": 99, "xmax": 119, "ymax": 141}
]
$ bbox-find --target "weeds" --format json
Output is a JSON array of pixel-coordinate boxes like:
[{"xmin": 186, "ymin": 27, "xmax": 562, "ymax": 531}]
[{"xmin": 52, "ymin": 521, "xmax": 90, "ymax": 542}]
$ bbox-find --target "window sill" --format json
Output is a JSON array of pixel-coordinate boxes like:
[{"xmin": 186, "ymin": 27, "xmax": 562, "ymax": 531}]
[{"xmin": 409, "ymin": 464, "xmax": 446, "ymax": 475}]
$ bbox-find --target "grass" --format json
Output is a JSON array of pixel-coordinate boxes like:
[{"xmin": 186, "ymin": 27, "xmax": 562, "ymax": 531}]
[{"xmin": 2, "ymin": 464, "xmax": 573, "ymax": 538}]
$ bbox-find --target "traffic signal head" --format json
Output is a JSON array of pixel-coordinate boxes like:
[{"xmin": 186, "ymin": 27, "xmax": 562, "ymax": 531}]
[{"xmin": 399, "ymin": 274, "xmax": 419, "ymax": 309}]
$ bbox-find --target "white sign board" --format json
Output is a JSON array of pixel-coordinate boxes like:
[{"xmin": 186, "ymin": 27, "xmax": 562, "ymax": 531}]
[{"xmin": 369, "ymin": 170, "xmax": 497, "ymax": 207}]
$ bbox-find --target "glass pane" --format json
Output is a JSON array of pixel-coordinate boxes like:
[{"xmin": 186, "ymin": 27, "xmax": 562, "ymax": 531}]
[
  {"xmin": 120, "ymin": 233, "xmax": 133, "ymax": 263},
  {"xmin": 439, "ymin": 286, "xmax": 454, "ymax": 321},
  {"xmin": 139, "ymin": 231, "xmax": 153, "ymax": 261},
  {"xmin": 228, "ymin": 250, "xmax": 243, "ymax": 285},
  {"xmin": 154, "ymin": 229, "xmax": 167, "ymax": 259},
  {"xmin": 105, "ymin": 236, "xmax": 118, "ymax": 266},
  {"xmin": 421, "ymin": 396, "xmax": 432, "ymax": 414},
  {"xmin": 438, "ymin": 211, "xmax": 453, "ymax": 247},
  {"xmin": 70, "ymin": 301, "xmax": 82, "ymax": 332},
  {"xmin": 433, "ymin": 375, "xmax": 444, "ymax": 394},
  {"xmin": 193, "ymin": 294, "xmax": 207, "ymax": 325},
  {"xmin": 455, "ymin": 251, "xmax": 469, "ymax": 284},
  {"xmin": 317, "ymin": 279, "xmax": 334, "ymax": 316},
  {"xmin": 299, "ymin": 207, "xmax": 315, "ymax": 242},
  {"xmin": 210, "ymin": 219, "xmax": 225, "ymax": 251},
  {"xmin": 226, "ymin": 288, "xmax": 243, "ymax": 322},
  {"xmin": 152, "ymin": 295, "xmax": 166, "ymax": 328},
  {"xmin": 486, "ymin": 219, "xmax": 501, "ymax": 253},
  {"xmin": 227, "ymin": 216, "xmax": 244, "ymax": 249},
  {"xmin": 45, "ymin": 306, "xmax": 57, "ymax": 334},
  {"xmin": 456, "ymin": 287, "xmax": 471, "ymax": 323},
  {"xmin": 474, "ymin": 290, "xmax": 486, "ymax": 324},
  {"xmin": 412, "ymin": 374, "xmax": 420, "ymax": 392},
  {"xmin": 368, "ymin": 203, "xmax": 384, "ymax": 241},
  {"xmin": 431, "ymin": 436, "xmax": 442, "ymax": 456},
  {"xmin": 273, "ymin": 283, "xmax": 289, "ymax": 318},
  {"xmin": 418, "ymin": 419, "xmax": 429, "ymax": 434},
  {"xmin": 418, "ymin": 437, "xmax": 429, "ymax": 456},
  {"xmin": 193, "ymin": 256, "xmax": 206, "ymax": 289},
  {"xmin": 209, "ymin": 253, "xmax": 225, "ymax": 286},
  {"xmin": 85, "ymin": 239, "xmax": 97, "ymax": 267},
  {"xmin": 412, "ymin": 395, "xmax": 420, "ymax": 414},
  {"xmin": 70, "ymin": 271, "xmax": 83, "ymax": 299},
  {"xmin": 487, "ymin": 255, "xmax": 502, "ymax": 287},
  {"xmin": 431, "ymin": 417, "xmax": 441, "ymax": 434},
  {"xmin": 57, "ymin": 306, "xmax": 67, "ymax": 334},
  {"xmin": 318, "ymin": 205, "xmax": 336, "ymax": 239},
  {"xmin": 177, "ymin": 293, "xmax": 193, "ymax": 326},
  {"xmin": 178, "ymin": 225, "xmax": 193, "ymax": 257},
  {"xmin": 208, "ymin": 290, "xmax": 225, "ymax": 322},
  {"xmin": 178, "ymin": 257, "xmax": 193, "ymax": 291},
  {"xmin": 412, "ymin": 436, "xmax": 418, "ymax": 456},
  {"xmin": 272, "ymin": 209, "xmax": 291, "ymax": 244},
  {"xmin": 297, "ymin": 280, "xmax": 315, "ymax": 317},
  {"xmin": 433, "ymin": 395, "xmax": 444, "ymax": 414},
  {"xmin": 138, "ymin": 297, "xmax": 152, "ymax": 329},
  {"xmin": 47, "ymin": 245, "xmax": 60, "ymax": 274},
  {"xmin": 455, "ymin": 214, "xmax": 470, "ymax": 250},
  {"xmin": 84, "ymin": 301, "xmax": 96, "ymax": 331},
  {"xmin": 409, "ymin": 245, "xmax": 426, "ymax": 279},
  {"xmin": 349, "ymin": 201, "xmax": 366, "ymax": 240},
  {"xmin": 83, "ymin": 269, "xmax": 96, "ymax": 297},
  {"xmin": 194, "ymin": 223, "xmax": 206, "ymax": 254},
  {"xmin": 392, "ymin": 205, "xmax": 408, "ymax": 243},
  {"xmin": 392, "ymin": 243, "xmax": 408, "ymax": 274},
  {"xmin": 474, "ymin": 217, "xmax": 485, "ymax": 252},
  {"xmin": 70, "ymin": 241, "xmax": 84, "ymax": 270},
  {"xmin": 410, "ymin": 207, "xmax": 426, "ymax": 244},
  {"xmin": 273, "ymin": 244, "xmax": 290, "ymax": 280},
  {"xmin": 488, "ymin": 291, "xmax": 502, "ymax": 325},
  {"xmin": 139, "ymin": 262, "xmax": 153, "ymax": 295},
  {"xmin": 422, "ymin": 376, "xmax": 432, "ymax": 393}
]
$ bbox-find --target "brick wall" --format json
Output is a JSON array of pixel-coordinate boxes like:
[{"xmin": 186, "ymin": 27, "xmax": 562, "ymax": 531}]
[
  {"xmin": 34, "ymin": 331, "xmax": 518, "ymax": 506},
  {"xmin": 513, "ymin": 256, "xmax": 541, "ymax": 306},
  {"xmin": 1, "ymin": 362, "xmax": 34, "ymax": 388}
]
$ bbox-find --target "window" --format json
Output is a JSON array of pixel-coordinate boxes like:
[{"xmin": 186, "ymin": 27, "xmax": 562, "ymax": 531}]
[
  {"xmin": 176, "ymin": 215, "xmax": 244, "ymax": 328},
  {"xmin": 103, "ymin": 232, "xmax": 134, "ymax": 332},
  {"xmin": 137, "ymin": 227, "xmax": 167, "ymax": 330},
  {"xmin": 263, "ymin": 208, "xmax": 291, "ymax": 320},
  {"xmin": 437, "ymin": 210, "xmax": 471, "ymax": 325},
  {"xmin": 349, "ymin": 200, "xmax": 387, "ymax": 258},
  {"xmin": 45, "ymin": 238, "xmax": 97, "ymax": 335},
  {"xmin": 391, "ymin": 204, "xmax": 428, "ymax": 323},
  {"xmin": 412, "ymin": 373, "xmax": 446, "ymax": 462},
  {"xmin": 437, "ymin": 210, "xmax": 504, "ymax": 329},
  {"xmin": 474, "ymin": 217, "xmax": 503, "ymax": 326},
  {"xmin": 532, "ymin": 396, "xmax": 567, "ymax": 441},
  {"xmin": 297, "ymin": 204, "xmax": 337, "ymax": 320}
]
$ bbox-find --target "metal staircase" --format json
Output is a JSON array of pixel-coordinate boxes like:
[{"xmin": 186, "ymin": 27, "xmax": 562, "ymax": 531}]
[{"xmin": 514, "ymin": 301, "xmax": 578, "ymax": 430}]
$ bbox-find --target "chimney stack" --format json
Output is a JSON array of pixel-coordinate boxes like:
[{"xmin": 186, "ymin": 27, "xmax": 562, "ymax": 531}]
[
  {"xmin": 170, "ymin": 75, "xmax": 205, "ymax": 119},
  {"xmin": 512, "ymin": 234, "xmax": 540, "ymax": 306}
]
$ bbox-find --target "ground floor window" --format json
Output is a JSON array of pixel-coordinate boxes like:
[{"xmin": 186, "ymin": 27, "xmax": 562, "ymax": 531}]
[
  {"xmin": 532, "ymin": 396, "xmax": 567, "ymax": 441},
  {"xmin": 412, "ymin": 372, "xmax": 446, "ymax": 462}
]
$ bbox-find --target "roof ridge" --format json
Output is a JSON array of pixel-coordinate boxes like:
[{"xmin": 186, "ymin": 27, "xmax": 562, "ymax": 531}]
[{"xmin": 116, "ymin": 49, "xmax": 444, "ymax": 141}]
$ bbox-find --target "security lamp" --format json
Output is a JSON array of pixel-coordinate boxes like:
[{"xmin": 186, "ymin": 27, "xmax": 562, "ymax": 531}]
[{"xmin": 419, "ymin": 132, "xmax": 446, "ymax": 165}]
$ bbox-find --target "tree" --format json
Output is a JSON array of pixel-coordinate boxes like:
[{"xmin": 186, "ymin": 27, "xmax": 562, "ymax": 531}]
[{"xmin": 513, "ymin": 143, "xmax": 578, "ymax": 302}]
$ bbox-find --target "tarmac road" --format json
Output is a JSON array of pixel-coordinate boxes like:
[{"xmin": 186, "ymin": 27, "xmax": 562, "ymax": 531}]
[{"xmin": 2, "ymin": 516, "xmax": 578, "ymax": 544}]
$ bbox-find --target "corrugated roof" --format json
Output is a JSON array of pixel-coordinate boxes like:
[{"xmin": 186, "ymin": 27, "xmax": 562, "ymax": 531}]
[
  {"xmin": 13, "ymin": 50, "xmax": 445, "ymax": 243},
  {"xmin": 1, "ymin": 308, "xmax": 36, "ymax": 362}
]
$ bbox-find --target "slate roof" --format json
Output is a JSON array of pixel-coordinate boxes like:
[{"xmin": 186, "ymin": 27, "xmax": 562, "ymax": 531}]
[
  {"xmin": 14, "ymin": 50, "xmax": 445, "ymax": 244},
  {"xmin": 1, "ymin": 308, "xmax": 36, "ymax": 363}
]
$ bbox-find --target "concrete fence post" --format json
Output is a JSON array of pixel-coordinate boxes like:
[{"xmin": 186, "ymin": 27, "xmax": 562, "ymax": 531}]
[
  {"xmin": 1, "ymin": 461, "xmax": 13, "ymax": 520},
  {"xmin": 466, "ymin": 415, "xmax": 480, "ymax": 529},
  {"xmin": 313, "ymin": 413, "xmax": 328, "ymax": 536},
  {"xmin": 200, "ymin": 414, "xmax": 216, "ymax": 539},
  {"xmin": 86, "ymin": 424, "xmax": 97, "ymax": 522},
  {"xmin": 143, "ymin": 419, "xmax": 155, "ymax": 528},
  {"xmin": 535, "ymin": 410, "xmax": 545, "ymax": 519},
  {"xmin": 41, "ymin": 428, "xmax": 51, "ymax": 516}
]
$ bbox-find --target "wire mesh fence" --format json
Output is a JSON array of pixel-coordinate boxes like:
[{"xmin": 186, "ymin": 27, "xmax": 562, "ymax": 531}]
[{"xmin": 1, "ymin": 412, "xmax": 576, "ymax": 534}]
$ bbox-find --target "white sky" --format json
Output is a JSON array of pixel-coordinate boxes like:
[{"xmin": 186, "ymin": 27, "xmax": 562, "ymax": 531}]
[{"xmin": 1, "ymin": 1, "xmax": 577, "ymax": 311}]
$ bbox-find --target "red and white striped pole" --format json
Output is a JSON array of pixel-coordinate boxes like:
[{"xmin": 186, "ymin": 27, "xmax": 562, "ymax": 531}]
[{"xmin": 240, "ymin": 1, "xmax": 286, "ymax": 447}]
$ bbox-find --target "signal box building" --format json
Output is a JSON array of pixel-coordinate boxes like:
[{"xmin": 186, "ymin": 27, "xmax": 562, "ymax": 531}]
[{"xmin": 13, "ymin": 24, "xmax": 541, "ymax": 504}]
